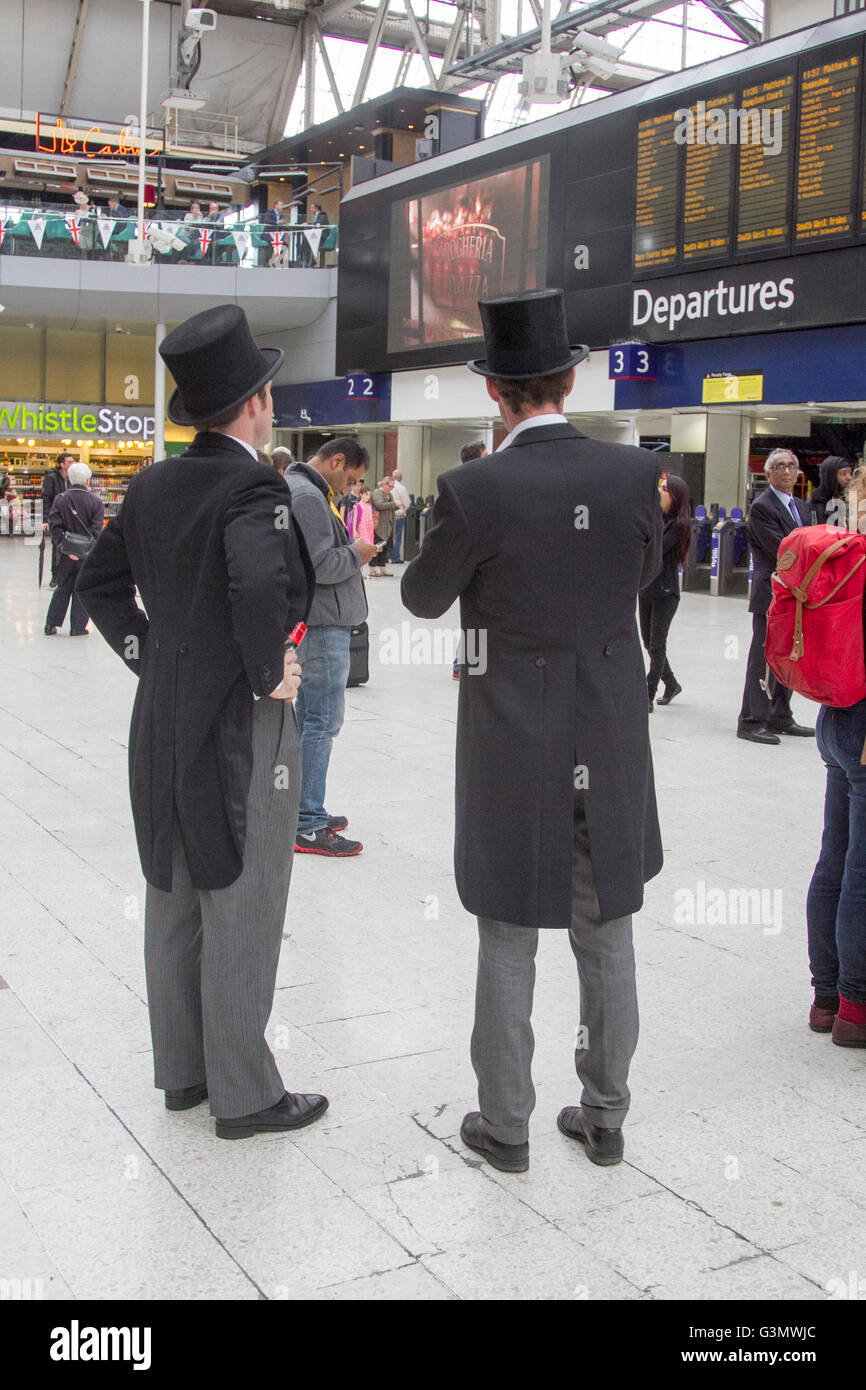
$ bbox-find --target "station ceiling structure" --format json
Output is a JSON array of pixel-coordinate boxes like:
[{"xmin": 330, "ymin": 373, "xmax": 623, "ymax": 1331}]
[{"xmin": 1, "ymin": 0, "xmax": 763, "ymax": 155}]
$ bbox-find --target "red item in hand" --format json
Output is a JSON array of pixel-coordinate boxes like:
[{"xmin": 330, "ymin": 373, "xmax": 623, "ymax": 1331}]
[{"xmin": 287, "ymin": 622, "xmax": 307, "ymax": 649}]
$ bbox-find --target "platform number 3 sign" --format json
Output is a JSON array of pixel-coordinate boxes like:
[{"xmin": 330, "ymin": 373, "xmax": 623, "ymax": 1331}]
[{"xmin": 608, "ymin": 345, "xmax": 656, "ymax": 381}]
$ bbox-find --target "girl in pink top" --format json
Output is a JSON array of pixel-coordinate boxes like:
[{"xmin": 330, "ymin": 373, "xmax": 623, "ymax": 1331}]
[{"xmin": 348, "ymin": 486, "xmax": 376, "ymax": 576}]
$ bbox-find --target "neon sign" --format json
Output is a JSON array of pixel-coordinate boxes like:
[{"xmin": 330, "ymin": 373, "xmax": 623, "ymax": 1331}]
[{"xmin": 35, "ymin": 114, "xmax": 163, "ymax": 159}]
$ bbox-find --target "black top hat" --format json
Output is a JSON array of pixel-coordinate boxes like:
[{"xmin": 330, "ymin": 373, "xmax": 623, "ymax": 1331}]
[
  {"xmin": 468, "ymin": 289, "xmax": 589, "ymax": 379},
  {"xmin": 161, "ymin": 304, "xmax": 284, "ymax": 426}
]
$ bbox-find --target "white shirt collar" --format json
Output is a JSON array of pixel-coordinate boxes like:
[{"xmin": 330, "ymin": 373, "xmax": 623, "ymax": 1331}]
[
  {"xmin": 220, "ymin": 433, "xmax": 260, "ymax": 462},
  {"xmin": 769, "ymin": 484, "xmax": 798, "ymax": 511},
  {"xmin": 496, "ymin": 413, "xmax": 568, "ymax": 453}
]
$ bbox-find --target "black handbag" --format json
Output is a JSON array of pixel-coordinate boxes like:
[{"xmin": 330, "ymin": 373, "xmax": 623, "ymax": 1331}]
[{"xmin": 60, "ymin": 501, "xmax": 98, "ymax": 561}]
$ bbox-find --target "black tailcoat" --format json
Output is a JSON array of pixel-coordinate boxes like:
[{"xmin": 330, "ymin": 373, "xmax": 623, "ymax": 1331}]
[
  {"xmin": 402, "ymin": 422, "xmax": 664, "ymax": 927},
  {"xmin": 746, "ymin": 488, "xmax": 811, "ymax": 615},
  {"xmin": 77, "ymin": 434, "xmax": 313, "ymax": 891}
]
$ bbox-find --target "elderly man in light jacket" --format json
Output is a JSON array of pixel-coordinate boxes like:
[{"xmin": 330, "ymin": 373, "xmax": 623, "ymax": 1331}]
[{"xmin": 285, "ymin": 437, "xmax": 376, "ymax": 856}]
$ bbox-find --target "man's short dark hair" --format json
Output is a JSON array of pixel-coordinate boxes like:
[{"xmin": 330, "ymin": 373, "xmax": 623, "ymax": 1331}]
[
  {"xmin": 56, "ymin": 452, "xmax": 74, "ymax": 466},
  {"xmin": 460, "ymin": 441, "xmax": 486, "ymax": 463},
  {"xmin": 491, "ymin": 369, "xmax": 573, "ymax": 414},
  {"xmin": 195, "ymin": 385, "xmax": 269, "ymax": 433},
  {"xmin": 314, "ymin": 436, "xmax": 369, "ymax": 472}
]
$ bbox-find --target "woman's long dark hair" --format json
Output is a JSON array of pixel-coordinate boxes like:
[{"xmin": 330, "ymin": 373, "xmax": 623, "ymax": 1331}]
[{"xmin": 663, "ymin": 473, "xmax": 692, "ymax": 564}]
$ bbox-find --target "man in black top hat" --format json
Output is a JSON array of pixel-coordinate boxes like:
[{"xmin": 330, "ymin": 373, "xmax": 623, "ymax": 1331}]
[
  {"xmin": 77, "ymin": 304, "xmax": 329, "ymax": 1140},
  {"xmin": 402, "ymin": 289, "xmax": 663, "ymax": 1172}
]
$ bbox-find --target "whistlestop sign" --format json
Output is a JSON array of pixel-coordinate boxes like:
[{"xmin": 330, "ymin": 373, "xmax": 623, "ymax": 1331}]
[{"xmin": 0, "ymin": 402, "xmax": 156, "ymax": 439}]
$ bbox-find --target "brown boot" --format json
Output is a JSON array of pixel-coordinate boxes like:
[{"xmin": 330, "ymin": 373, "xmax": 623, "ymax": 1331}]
[
  {"xmin": 809, "ymin": 993, "xmax": 838, "ymax": 1033},
  {"xmin": 832, "ymin": 1016, "xmax": 866, "ymax": 1047}
]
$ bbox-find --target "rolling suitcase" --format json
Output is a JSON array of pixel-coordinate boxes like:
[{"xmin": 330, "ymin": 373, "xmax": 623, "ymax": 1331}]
[{"xmin": 347, "ymin": 621, "xmax": 370, "ymax": 687}]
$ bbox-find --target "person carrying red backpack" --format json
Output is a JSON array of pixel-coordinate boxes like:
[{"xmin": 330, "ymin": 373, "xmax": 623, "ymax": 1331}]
[{"xmin": 766, "ymin": 475, "xmax": 866, "ymax": 1045}]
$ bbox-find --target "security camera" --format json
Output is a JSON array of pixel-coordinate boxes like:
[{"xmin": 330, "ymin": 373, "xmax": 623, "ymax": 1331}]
[
  {"xmin": 185, "ymin": 7, "xmax": 217, "ymax": 33},
  {"xmin": 573, "ymin": 29, "xmax": 623, "ymax": 62},
  {"xmin": 146, "ymin": 225, "xmax": 187, "ymax": 254}
]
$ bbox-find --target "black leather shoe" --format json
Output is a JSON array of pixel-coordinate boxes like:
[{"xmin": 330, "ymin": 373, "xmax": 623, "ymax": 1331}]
[
  {"xmin": 165, "ymin": 1082, "xmax": 208, "ymax": 1111},
  {"xmin": 737, "ymin": 726, "xmax": 780, "ymax": 745},
  {"xmin": 44, "ymin": 625, "xmax": 57, "ymax": 636},
  {"xmin": 460, "ymin": 1111, "xmax": 529, "ymax": 1172},
  {"xmin": 215, "ymin": 1089, "xmax": 329, "ymax": 1140},
  {"xmin": 656, "ymin": 681, "xmax": 682, "ymax": 706},
  {"xmin": 767, "ymin": 722, "xmax": 815, "ymax": 737},
  {"xmin": 557, "ymin": 1107, "xmax": 624, "ymax": 1165}
]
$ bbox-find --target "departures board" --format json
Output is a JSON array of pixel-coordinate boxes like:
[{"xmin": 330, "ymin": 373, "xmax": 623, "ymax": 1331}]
[
  {"xmin": 337, "ymin": 15, "xmax": 866, "ymax": 372},
  {"xmin": 633, "ymin": 37, "xmax": 864, "ymax": 276}
]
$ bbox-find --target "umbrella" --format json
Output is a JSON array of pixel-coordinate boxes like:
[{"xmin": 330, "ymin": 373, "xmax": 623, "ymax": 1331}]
[{"xmin": 38, "ymin": 532, "xmax": 46, "ymax": 587}]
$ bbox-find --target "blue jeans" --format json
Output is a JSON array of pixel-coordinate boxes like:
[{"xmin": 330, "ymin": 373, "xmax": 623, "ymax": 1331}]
[
  {"xmin": 392, "ymin": 514, "xmax": 404, "ymax": 561},
  {"xmin": 806, "ymin": 701, "xmax": 866, "ymax": 1003},
  {"xmin": 294, "ymin": 625, "xmax": 351, "ymax": 834}
]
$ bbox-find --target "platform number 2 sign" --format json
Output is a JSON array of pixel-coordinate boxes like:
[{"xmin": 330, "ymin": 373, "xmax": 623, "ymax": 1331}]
[{"xmin": 346, "ymin": 374, "xmax": 377, "ymax": 399}]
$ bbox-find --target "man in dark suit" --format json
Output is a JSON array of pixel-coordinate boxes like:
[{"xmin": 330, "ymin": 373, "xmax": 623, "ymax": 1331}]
[
  {"xmin": 77, "ymin": 305, "xmax": 329, "ymax": 1140},
  {"xmin": 737, "ymin": 449, "xmax": 815, "ymax": 745},
  {"xmin": 41, "ymin": 451, "xmax": 73, "ymax": 587},
  {"xmin": 402, "ymin": 290, "xmax": 663, "ymax": 1173}
]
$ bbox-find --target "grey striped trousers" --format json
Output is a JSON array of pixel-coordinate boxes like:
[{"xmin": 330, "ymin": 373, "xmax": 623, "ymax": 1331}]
[{"xmin": 144, "ymin": 697, "xmax": 301, "ymax": 1118}]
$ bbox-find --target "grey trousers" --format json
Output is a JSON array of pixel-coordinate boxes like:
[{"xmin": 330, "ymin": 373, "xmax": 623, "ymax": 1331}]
[
  {"xmin": 144, "ymin": 698, "xmax": 301, "ymax": 1119},
  {"xmin": 471, "ymin": 794, "xmax": 639, "ymax": 1145}
]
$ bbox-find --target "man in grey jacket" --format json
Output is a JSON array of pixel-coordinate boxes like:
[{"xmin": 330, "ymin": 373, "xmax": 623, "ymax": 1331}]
[{"xmin": 286, "ymin": 437, "xmax": 376, "ymax": 856}]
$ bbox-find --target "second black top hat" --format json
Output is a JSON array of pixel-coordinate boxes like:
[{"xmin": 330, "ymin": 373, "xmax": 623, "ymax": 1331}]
[
  {"xmin": 161, "ymin": 304, "xmax": 285, "ymax": 426},
  {"xmin": 468, "ymin": 289, "xmax": 589, "ymax": 379}
]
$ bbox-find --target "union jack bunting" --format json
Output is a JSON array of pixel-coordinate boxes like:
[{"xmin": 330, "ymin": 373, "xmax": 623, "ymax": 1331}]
[
  {"xmin": 65, "ymin": 215, "xmax": 82, "ymax": 246},
  {"xmin": 198, "ymin": 227, "xmax": 213, "ymax": 258},
  {"xmin": 268, "ymin": 231, "xmax": 285, "ymax": 256}
]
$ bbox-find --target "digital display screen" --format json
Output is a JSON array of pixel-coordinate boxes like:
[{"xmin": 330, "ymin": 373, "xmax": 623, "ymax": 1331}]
[
  {"xmin": 795, "ymin": 49, "xmax": 860, "ymax": 245},
  {"xmin": 387, "ymin": 157, "xmax": 548, "ymax": 352},
  {"xmin": 682, "ymin": 91, "xmax": 735, "ymax": 262},
  {"xmin": 634, "ymin": 110, "xmax": 680, "ymax": 272},
  {"xmin": 736, "ymin": 73, "xmax": 794, "ymax": 253}
]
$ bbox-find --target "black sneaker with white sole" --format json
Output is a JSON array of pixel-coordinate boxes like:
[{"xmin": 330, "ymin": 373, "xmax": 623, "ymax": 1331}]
[{"xmin": 294, "ymin": 827, "xmax": 363, "ymax": 856}]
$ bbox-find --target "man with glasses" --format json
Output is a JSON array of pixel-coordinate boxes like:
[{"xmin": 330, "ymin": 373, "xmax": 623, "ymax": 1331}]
[{"xmin": 737, "ymin": 448, "xmax": 815, "ymax": 745}]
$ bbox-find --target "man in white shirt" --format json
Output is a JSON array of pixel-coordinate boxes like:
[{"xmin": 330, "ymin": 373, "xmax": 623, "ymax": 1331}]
[{"xmin": 390, "ymin": 469, "xmax": 411, "ymax": 563}]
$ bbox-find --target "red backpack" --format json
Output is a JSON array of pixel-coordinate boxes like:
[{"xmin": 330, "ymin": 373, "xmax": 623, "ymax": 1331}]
[{"xmin": 764, "ymin": 526, "xmax": 866, "ymax": 708}]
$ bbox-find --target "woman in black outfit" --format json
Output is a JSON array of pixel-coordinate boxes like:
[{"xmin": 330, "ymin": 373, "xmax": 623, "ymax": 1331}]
[{"xmin": 639, "ymin": 473, "xmax": 691, "ymax": 711}]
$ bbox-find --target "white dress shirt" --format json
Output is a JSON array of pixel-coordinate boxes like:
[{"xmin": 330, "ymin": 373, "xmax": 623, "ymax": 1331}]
[
  {"xmin": 769, "ymin": 484, "xmax": 803, "ymax": 526},
  {"xmin": 496, "ymin": 413, "xmax": 568, "ymax": 453}
]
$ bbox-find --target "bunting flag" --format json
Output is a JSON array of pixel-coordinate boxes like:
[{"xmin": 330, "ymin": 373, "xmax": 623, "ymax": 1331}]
[
  {"xmin": 268, "ymin": 231, "xmax": 284, "ymax": 256},
  {"xmin": 231, "ymin": 227, "xmax": 252, "ymax": 261},
  {"xmin": 198, "ymin": 227, "xmax": 213, "ymax": 258},
  {"xmin": 303, "ymin": 226, "xmax": 323, "ymax": 260},
  {"xmin": 0, "ymin": 215, "xmax": 8, "ymax": 249},
  {"xmin": 29, "ymin": 215, "xmax": 46, "ymax": 250},
  {"xmin": 97, "ymin": 217, "xmax": 116, "ymax": 248},
  {"xmin": 65, "ymin": 215, "xmax": 82, "ymax": 247}
]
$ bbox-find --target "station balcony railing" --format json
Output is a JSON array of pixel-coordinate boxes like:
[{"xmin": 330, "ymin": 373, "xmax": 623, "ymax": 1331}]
[{"xmin": 0, "ymin": 207, "xmax": 338, "ymax": 269}]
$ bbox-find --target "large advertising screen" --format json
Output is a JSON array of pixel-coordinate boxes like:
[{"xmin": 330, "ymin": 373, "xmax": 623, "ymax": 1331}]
[{"xmin": 387, "ymin": 157, "xmax": 549, "ymax": 353}]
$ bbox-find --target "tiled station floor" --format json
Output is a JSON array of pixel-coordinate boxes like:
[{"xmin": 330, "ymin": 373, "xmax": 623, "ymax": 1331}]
[{"xmin": 1, "ymin": 534, "xmax": 864, "ymax": 1301}]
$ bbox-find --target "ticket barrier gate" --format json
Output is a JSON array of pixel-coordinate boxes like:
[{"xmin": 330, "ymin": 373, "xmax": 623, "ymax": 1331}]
[
  {"xmin": 403, "ymin": 500, "xmax": 422, "ymax": 561},
  {"xmin": 681, "ymin": 507, "xmax": 714, "ymax": 591},
  {"xmin": 709, "ymin": 508, "xmax": 749, "ymax": 596}
]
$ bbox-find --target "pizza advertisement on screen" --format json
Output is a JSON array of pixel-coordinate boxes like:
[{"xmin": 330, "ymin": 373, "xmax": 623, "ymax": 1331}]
[{"xmin": 388, "ymin": 157, "xmax": 549, "ymax": 353}]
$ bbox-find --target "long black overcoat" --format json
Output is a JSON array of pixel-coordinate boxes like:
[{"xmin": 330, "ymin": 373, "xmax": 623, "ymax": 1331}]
[
  {"xmin": 402, "ymin": 422, "xmax": 664, "ymax": 927},
  {"xmin": 77, "ymin": 433, "xmax": 313, "ymax": 891}
]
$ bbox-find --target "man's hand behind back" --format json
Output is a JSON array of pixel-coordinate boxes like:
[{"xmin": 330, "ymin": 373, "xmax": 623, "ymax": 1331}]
[{"xmin": 268, "ymin": 650, "xmax": 302, "ymax": 701}]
